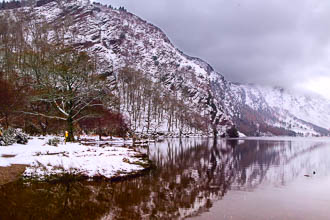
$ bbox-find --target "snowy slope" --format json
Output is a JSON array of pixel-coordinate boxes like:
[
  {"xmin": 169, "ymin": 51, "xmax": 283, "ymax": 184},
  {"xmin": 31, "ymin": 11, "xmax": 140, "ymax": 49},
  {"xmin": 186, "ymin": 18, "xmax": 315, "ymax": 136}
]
[
  {"xmin": 2, "ymin": 0, "xmax": 329, "ymax": 136},
  {"xmin": 232, "ymin": 84, "xmax": 330, "ymax": 136},
  {"xmin": 20, "ymin": 0, "xmax": 233, "ymax": 134}
]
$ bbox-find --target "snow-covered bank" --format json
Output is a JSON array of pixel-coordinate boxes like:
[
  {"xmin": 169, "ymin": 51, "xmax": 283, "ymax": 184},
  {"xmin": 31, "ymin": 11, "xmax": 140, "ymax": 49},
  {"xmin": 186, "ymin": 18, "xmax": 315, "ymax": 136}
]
[{"xmin": 0, "ymin": 136, "xmax": 150, "ymax": 181}]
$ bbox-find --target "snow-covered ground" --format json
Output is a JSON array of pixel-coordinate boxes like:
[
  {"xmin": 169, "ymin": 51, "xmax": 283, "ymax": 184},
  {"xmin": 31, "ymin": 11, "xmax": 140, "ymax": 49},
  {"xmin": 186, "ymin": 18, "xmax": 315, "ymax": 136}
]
[{"xmin": 0, "ymin": 136, "xmax": 150, "ymax": 180}]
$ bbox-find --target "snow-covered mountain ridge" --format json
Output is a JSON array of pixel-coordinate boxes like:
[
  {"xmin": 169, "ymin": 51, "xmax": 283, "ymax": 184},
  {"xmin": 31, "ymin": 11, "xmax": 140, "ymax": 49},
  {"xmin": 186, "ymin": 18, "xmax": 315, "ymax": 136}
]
[
  {"xmin": 232, "ymin": 84, "xmax": 330, "ymax": 136},
  {"xmin": 2, "ymin": 0, "xmax": 329, "ymax": 136}
]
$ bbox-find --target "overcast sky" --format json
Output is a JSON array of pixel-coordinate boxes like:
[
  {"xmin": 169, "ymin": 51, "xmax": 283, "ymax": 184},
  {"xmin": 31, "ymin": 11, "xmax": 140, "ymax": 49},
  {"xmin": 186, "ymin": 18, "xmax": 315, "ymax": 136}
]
[{"xmin": 96, "ymin": 0, "xmax": 330, "ymax": 99}]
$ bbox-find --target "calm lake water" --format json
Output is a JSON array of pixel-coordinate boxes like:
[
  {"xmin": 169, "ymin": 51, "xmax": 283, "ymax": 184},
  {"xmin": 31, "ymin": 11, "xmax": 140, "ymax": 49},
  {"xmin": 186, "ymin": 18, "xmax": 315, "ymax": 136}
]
[{"xmin": 1, "ymin": 137, "xmax": 330, "ymax": 220}]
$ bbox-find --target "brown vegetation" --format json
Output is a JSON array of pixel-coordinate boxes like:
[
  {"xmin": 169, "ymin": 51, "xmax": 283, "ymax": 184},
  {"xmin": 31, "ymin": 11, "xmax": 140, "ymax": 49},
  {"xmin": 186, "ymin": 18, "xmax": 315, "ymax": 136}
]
[{"xmin": 0, "ymin": 164, "xmax": 27, "ymax": 185}]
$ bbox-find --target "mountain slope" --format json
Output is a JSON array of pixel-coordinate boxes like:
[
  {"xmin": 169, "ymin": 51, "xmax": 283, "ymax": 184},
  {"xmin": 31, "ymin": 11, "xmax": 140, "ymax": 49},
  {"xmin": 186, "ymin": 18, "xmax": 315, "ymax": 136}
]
[
  {"xmin": 23, "ymin": 0, "xmax": 236, "ymax": 135},
  {"xmin": 232, "ymin": 84, "xmax": 330, "ymax": 136},
  {"xmin": 2, "ymin": 0, "xmax": 330, "ymax": 136}
]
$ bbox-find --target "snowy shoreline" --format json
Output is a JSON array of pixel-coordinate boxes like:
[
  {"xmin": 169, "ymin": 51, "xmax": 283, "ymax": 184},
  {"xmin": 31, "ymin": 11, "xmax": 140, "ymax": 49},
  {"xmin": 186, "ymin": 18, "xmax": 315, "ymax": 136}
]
[{"xmin": 0, "ymin": 136, "xmax": 152, "ymax": 181}]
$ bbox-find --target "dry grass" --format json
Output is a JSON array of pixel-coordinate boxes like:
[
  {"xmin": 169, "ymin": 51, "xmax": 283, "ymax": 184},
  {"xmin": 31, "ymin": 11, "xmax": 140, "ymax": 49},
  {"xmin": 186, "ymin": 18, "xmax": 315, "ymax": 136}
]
[{"xmin": 0, "ymin": 164, "xmax": 27, "ymax": 185}]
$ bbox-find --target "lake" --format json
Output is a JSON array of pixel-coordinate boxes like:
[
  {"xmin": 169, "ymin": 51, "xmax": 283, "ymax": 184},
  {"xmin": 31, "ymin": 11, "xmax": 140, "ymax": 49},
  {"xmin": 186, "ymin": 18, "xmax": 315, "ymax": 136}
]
[{"xmin": 1, "ymin": 137, "xmax": 330, "ymax": 219}]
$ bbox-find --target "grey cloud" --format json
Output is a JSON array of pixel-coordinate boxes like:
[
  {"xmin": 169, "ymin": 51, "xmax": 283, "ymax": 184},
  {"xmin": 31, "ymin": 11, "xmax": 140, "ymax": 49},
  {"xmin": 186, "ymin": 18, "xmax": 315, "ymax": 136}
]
[{"xmin": 97, "ymin": 0, "xmax": 330, "ymax": 90}]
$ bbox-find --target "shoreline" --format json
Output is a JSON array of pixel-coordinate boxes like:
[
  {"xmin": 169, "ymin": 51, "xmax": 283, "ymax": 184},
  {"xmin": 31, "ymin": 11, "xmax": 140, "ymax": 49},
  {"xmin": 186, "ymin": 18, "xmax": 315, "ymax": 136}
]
[{"xmin": 0, "ymin": 135, "xmax": 153, "ymax": 184}]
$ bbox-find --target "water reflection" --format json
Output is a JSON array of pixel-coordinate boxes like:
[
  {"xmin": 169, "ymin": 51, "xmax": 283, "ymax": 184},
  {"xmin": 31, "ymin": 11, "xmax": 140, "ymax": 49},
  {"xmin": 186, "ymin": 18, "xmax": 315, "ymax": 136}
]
[{"xmin": 1, "ymin": 138, "xmax": 330, "ymax": 219}]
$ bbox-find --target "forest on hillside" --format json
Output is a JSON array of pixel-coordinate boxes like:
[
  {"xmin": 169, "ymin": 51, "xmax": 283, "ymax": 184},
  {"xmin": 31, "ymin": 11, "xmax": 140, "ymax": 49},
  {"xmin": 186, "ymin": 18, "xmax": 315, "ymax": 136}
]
[{"xmin": 0, "ymin": 5, "xmax": 218, "ymax": 141}]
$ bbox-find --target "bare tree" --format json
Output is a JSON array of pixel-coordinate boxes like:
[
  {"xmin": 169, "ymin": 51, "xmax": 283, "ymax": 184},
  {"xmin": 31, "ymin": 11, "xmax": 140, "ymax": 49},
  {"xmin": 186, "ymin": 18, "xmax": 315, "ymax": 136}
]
[{"xmin": 23, "ymin": 43, "xmax": 115, "ymax": 141}]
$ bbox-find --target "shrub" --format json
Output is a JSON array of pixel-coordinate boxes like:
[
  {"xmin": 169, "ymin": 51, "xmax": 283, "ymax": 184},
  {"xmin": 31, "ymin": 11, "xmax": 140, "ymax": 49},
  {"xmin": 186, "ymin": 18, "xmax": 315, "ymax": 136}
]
[
  {"xmin": 0, "ymin": 127, "xmax": 28, "ymax": 146},
  {"xmin": 47, "ymin": 137, "xmax": 61, "ymax": 147},
  {"xmin": 120, "ymin": 32, "xmax": 126, "ymax": 40},
  {"xmin": 79, "ymin": 110, "xmax": 128, "ymax": 138},
  {"xmin": 226, "ymin": 126, "xmax": 239, "ymax": 138}
]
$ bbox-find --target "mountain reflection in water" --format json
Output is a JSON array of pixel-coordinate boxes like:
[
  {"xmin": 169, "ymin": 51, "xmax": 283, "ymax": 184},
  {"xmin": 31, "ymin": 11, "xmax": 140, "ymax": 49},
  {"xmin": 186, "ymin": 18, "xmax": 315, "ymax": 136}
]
[{"xmin": 1, "ymin": 138, "xmax": 330, "ymax": 220}]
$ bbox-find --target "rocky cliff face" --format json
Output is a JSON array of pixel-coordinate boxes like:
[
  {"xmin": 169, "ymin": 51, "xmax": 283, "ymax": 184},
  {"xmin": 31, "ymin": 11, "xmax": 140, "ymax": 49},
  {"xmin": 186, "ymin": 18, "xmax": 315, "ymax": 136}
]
[{"xmin": 3, "ymin": 0, "xmax": 330, "ymax": 136}]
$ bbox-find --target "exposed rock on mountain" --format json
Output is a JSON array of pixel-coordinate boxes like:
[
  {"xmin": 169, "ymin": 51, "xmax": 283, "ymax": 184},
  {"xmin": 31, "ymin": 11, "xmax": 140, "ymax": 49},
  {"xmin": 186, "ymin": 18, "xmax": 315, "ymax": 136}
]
[
  {"xmin": 232, "ymin": 84, "xmax": 330, "ymax": 136},
  {"xmin": 2, "ymin": 0, "xmax": 329, "ymax": 136}
]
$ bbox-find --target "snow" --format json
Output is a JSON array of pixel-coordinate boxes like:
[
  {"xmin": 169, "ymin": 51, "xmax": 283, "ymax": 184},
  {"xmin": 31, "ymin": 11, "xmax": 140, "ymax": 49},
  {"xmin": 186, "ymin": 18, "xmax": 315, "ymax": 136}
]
[
  {"xmin": 4, "ymin": 0, "xmax": 234, "ymax": 136},
  {"xmin": 235, "ymin": 84, "xmax": 330, "ymax": 136},
  {"xmin": 4, "ymin": 1, "xmax": 330, "ymax": 137},
  {"xmin": 238, "ymin": 131, "xmax": 247, "ymax": 137},
  {"xmin": 0, "ymin": 136, "xmax": 148, "ymax": 180}
]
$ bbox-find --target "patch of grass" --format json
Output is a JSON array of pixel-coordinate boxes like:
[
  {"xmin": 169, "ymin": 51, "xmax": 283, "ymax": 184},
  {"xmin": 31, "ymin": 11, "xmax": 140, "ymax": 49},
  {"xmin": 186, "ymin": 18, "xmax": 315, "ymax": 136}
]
[{"xmin": 52, "ymin": 165, "xmax": 65, "ymax": 171}]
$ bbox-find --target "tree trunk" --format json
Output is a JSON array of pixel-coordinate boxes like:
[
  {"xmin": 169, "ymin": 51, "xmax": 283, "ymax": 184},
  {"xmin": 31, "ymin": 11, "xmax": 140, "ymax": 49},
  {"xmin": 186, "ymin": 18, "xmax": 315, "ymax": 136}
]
[
  {"xmin": 67, "ymin": 116, "xmax": 75, "ymax": 142},
  {"xmin": 213, "ymin": 126, "xmax": 218, "ymax": 138},
  {"xmin": 4, "ymin": 114, "xmax": 9, "ymax": 129}
]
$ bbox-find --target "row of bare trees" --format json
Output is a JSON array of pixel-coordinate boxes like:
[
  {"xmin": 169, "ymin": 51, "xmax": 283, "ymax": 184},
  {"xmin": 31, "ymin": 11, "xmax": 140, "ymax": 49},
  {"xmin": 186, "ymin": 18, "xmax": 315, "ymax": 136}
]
[{"xmin": 116, "ymin": 68, "xmax": 210, "ymax": 135}]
